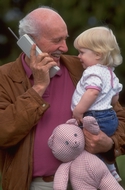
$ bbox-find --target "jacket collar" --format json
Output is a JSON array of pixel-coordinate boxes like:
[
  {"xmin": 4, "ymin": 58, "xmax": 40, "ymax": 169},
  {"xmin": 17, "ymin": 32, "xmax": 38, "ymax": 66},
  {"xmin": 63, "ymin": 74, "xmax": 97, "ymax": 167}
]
[
  {"xmin": 8, "ymin": 53, "xmax": 83, "ymax": 87},
  {"xmin": 8, "ymin": 53, "xmax": 28, "ymax": 83}
]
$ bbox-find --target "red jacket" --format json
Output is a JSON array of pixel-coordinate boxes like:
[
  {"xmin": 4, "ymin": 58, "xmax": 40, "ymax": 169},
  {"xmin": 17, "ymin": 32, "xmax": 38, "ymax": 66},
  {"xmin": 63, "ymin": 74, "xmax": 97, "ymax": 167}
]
[{"xmin": 0, "ymin": 54, "xmax": 125, "ymax": 190}]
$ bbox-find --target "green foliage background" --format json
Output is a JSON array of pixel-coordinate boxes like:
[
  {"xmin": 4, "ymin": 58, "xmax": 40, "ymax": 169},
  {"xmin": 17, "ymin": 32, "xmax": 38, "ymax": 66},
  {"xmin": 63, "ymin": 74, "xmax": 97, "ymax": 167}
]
[
  {"xmin": 0, "ymin": 0, "xmax": 125, "ymax": 189},
  {"xmin": 0, "ymin": 0, "xmax": 125, "ymax": 105}
]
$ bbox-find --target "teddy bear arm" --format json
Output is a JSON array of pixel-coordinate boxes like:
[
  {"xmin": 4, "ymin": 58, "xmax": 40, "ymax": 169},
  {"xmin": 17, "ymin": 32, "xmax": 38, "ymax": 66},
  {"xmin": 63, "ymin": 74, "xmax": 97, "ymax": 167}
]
[{"xmin": 53, "ymin": 162, "xmax": 72, "ymax": 190}]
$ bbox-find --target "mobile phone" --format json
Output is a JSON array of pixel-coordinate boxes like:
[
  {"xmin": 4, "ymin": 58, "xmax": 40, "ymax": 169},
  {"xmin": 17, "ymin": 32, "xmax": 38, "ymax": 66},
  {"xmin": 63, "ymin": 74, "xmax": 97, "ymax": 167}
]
[{"xmin": 8, "ymin": 28, "xmax": 60, "ymax": 78}]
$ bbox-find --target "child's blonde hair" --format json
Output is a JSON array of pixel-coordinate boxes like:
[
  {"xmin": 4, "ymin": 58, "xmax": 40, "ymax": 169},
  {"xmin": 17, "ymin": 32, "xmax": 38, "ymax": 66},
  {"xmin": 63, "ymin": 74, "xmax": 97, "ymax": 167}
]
[{"xmin": 74, "ymin": 26, "xmax": 122, "ymax": 67}]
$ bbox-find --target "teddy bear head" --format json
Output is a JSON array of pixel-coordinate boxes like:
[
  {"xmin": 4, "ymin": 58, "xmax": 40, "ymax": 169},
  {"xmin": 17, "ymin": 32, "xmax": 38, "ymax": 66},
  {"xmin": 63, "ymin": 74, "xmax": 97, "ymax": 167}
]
[{"xmin": 48, "ymin": 118, "xmax": 85, "ymax": 162}]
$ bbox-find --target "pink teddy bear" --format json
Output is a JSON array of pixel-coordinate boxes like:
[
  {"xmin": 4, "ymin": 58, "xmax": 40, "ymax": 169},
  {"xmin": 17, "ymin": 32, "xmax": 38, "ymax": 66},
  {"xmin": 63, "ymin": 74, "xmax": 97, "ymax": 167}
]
[{"xmin": 48, "ymin": 116, "xmax": 123, "ymax": 190}]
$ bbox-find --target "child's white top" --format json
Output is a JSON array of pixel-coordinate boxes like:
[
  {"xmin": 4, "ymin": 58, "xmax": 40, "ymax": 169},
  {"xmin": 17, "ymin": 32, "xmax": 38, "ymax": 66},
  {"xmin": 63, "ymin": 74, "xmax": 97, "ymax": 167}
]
[{"xmin": 71, "ymin": 64, "xmax": 122, "ymax": 111}]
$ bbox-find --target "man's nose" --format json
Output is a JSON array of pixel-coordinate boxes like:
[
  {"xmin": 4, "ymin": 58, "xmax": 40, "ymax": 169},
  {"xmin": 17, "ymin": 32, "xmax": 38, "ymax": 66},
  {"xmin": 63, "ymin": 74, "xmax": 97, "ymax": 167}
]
[{"xmin": 59, "ymin": 40, "xmax": 68, "ymax": 52}]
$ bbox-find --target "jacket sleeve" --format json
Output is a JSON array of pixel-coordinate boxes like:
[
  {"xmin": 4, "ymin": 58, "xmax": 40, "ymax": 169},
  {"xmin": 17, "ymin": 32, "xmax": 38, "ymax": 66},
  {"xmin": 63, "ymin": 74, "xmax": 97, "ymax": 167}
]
[
  {"xmin": 102, "ymin": 101, "xmax": 125, "ymax": 162},
  {"xmin": 0, "ymin": 84, "xmax": 49, "ymax": 148},
  {"xmin": 112, "ymin": 102, "xmax": 125, "ymax": 157}
]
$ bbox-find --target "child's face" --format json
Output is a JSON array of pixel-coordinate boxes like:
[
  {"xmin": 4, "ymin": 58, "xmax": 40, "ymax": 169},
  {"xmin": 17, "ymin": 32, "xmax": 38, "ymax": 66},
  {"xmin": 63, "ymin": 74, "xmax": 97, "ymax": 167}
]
[{"xmin": 77, "ymin": 48, "xmax": 100, "ymax": 69}]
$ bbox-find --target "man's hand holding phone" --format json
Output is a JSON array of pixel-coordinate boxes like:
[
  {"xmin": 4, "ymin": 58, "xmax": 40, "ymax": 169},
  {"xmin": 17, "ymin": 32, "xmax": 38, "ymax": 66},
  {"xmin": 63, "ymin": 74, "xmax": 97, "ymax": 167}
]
[
  {"xmin": 30, "ymin": 44, "xmax": 58, "ymax": 96},
  {"xmin": 17, "ymin": 34, "xmax": 60, "ymax": 78}
]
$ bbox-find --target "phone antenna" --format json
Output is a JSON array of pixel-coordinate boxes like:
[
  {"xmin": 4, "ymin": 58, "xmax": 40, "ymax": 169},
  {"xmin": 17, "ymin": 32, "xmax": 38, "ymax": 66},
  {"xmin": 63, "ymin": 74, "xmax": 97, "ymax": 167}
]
[{"xmin": 8, "ymin": 27, "xmax": 19, "ymax": 40}]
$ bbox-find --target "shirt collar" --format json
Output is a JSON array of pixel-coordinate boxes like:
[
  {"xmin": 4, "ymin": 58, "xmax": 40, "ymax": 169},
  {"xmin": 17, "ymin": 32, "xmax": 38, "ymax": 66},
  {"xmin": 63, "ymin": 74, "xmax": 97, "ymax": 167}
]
[{"xmin": 21, "ymin": 53, "xmax": 32, "ymax": 79}]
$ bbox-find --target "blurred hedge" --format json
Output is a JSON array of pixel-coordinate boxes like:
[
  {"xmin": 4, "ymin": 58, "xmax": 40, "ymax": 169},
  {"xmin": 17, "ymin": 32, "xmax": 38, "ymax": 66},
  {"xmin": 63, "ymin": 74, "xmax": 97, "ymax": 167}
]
[
  {"xmin": 116, "ymin": 156, "xmax": 125, "ymax": 188},
  {"xmin": 0, "ymin": 0, "xmax": 125, "ymax": 105}
]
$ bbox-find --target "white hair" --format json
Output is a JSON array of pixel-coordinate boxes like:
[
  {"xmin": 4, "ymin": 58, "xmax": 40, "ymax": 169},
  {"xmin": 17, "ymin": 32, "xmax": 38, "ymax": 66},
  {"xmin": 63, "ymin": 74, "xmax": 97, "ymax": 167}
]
[
  {"xmin": 74, "ymin": 26, "xmax": 123, "ymax": 67},
  {"xmin": 18, "ymin": 6, "xmax": 58, "ymax": 38}
]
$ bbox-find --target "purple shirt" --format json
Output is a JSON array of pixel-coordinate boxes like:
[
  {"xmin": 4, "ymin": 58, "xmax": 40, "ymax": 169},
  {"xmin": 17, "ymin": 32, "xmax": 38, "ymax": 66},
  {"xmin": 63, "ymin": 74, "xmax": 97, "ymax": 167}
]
[{"xmin": 21, "ymin": 54, "xmax": 75, "ymax": 177}]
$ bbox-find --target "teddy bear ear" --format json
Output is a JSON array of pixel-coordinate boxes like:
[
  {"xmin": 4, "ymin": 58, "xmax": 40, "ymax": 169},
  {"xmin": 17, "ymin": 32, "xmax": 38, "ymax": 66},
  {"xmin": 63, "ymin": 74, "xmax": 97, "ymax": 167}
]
[
  {"xmin": 48, "ymin": 134, "xmax": 54, "ymax": 149},
  {"xmin": 66, "ymin": 118, "xmax": 78, "ymax": 126}
]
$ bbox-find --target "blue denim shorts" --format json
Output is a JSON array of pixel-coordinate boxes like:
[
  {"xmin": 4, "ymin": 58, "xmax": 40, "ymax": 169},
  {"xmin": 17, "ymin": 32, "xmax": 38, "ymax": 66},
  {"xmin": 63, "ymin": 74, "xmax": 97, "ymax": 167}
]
[{"xmin": 84, "ymin": 109, "xmax": 118, "ymax": 136}]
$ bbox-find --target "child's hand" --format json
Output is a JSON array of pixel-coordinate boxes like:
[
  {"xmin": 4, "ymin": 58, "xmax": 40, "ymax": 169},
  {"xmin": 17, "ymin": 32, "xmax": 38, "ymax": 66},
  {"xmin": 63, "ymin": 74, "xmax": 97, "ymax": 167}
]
[{"xmin": 72, "ymin": 108, "xmax": 83, "ymax": 125}]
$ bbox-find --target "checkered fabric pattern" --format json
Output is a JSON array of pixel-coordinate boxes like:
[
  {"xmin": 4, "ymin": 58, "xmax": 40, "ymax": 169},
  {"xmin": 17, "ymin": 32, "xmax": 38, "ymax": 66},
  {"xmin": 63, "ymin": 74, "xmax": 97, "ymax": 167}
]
[
  {"xmin": 48, "ymin": 119, "xmax": 85, "ymax": 162},
  {"xmin": 48, "ymin": 116, "xmax": 123, "ymax": 190},
  {"xmin": 83, "ymin": 116, "xmax": 100, "ymax": 135}
]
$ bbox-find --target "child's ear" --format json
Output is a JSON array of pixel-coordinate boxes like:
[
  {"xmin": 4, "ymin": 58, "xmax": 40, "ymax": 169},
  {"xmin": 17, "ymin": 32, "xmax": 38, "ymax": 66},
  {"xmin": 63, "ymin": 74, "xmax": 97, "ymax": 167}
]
[{"xmin": 95, "ymin": 52, "xmax": 102, "ymax": 60}]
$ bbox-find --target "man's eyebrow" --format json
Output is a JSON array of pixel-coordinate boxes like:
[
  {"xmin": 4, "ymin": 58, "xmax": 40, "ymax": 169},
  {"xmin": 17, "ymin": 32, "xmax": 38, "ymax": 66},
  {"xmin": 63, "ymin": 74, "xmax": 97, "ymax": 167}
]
[
  {"xmin": 59, "ymin": 35, "xmax": 69, "ymax": 39},
  {"xmin": 52, "ymin": 35, "xmax": 69, "ymax": 41},
  {"xmin": 65, "ymin": 35, "xmax": 70, "ymax": 39}
]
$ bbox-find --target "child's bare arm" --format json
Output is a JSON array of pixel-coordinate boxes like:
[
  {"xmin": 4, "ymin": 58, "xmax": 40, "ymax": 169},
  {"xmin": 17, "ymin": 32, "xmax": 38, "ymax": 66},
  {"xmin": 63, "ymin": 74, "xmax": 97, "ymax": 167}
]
[
  {"xmin": 111, "ymin": 94, "xmax": 119, "ymax": 106},
  {"xmin": 73, "ymin": 89, "xmax": 99, "ymax": 122}
]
